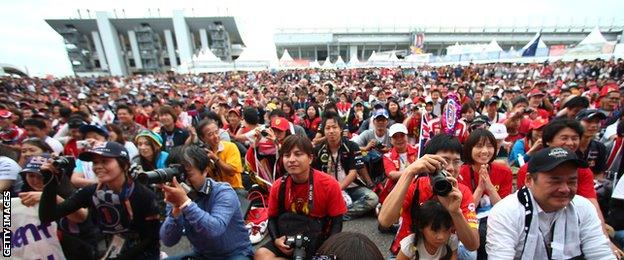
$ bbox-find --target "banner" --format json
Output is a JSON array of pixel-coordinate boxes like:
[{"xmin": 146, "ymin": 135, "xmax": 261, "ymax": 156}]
[
  {"xmin": 6, "ymin": 198, "xmax": 66, "ymax": 260},
  {"xmin": 549, "ymin": 45, "xmax": 567, "ymax": 56}
]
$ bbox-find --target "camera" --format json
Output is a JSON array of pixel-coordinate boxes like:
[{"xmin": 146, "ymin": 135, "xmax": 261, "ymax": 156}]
[
  {"xmin": 261, "ymin": 129, "xmax": 269, "ymax": 137},
  {"xmin": 284, "ymin": 234, "xmax": 310, "ymax": 260},
  {"xmin": 76, "ymin": 140, "xmax": 91, "ymax": 149},
  {"xmin": 52, "ymin": 156, "xmax": 75, "ymax": 176},
  {"xmin": 136, "ymin": 164, "xmax": 185, "ymax": 184},
  {"xmin": 430, "ymin": 169, "xmax": 452, "ymax": 196}
]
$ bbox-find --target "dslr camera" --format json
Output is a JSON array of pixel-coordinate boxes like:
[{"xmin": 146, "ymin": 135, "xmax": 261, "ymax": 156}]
[
  {"xmin": 429, "ymin": 169, "xmax": 452, "ymax": 196},
  {"xmin": 284, "ymin": 234, "xmax": 310, "ymax": 260},
  {"xmin": 51, "ymin": 156, "xmax": 76, "ymax": 176}
]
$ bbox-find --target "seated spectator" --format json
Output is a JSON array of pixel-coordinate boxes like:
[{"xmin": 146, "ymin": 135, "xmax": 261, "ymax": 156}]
[
  {"xmin": 19, "ymin": 137, "xmax": 53, "ymax": 167},
  {"xmin": 487, "ymin": 147, "xmax": 615, "ymax": 259},
  {"xmin": 195, "ymin": 119, "xmax": 246, "ymax": 196},
  {"xmin": 22, "ymin": 118, "xmax": 63, "ymax": 154},
  {"xmin": 508, "ymin": 117, "xmax": 548, "ymax": 167},
  {"xmin": 158, "ymin": 105, "xmax": 189, "ymax": 152},
  {"xmin": 380, "ymin": 123, "xmax": 418, "ymax": 204},
  {"xmin": 40, "ymin": 141, "xmax": 161, "ymax": 259},
  {"xmin": 134, "ymin": 130, "xmax": 169, "ymax": 171},
  {"xmin": 255, "ymin": 135, "xmax": 346, "ymax": 259},
  {"xmin": 106, "ymin": 123, "xmax": 139, "ymax": 160},
  {"xmin": 115, "ymin": 104, "xmax": 146, "ymax": 142},
  {"xmin": 160, "ymin": 145, "xmax": 253, "ymax": 259},
  {"xmin": 397, "ymin": 200, "xmax": 458, "ymax": 260}
]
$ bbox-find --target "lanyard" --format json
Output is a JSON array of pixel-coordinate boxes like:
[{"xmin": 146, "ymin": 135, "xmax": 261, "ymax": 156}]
[{"xmin": 288, "ymin": 169, "xmax": 315, "ymax": 214}]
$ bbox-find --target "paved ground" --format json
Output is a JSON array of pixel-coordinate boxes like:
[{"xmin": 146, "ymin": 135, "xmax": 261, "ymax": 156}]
[{"xmin": 161, "ymin": 216, "xmax": 396, "ymax": 258}]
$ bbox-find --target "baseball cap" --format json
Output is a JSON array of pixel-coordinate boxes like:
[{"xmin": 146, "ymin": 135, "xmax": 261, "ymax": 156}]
[
  {"xmin": 270, "ymin": 117, "xmax": 290, "ymax": 132},
  {"xmin": 389, "ymin": 123, "xmax": 408, "ymax": 137},
  {"xmin": 372, "ymin": 101, "xmax": 386, "ymax": 109},
  {"xmin": 353, "ymin": 100, "xmax": 365, "ymax": 107},
  {"xmin": 561, "ymin": 96, "xmax": 589, "ymax": 109},
  {"xmin": 193, "ymin": 97, "xmax": 205, "ymax": 104},
  {"xmin": 488, "ymin": 123, "xmax": 508, "ymax": 140},
  {"xmin": 529, "ymin": 117, "xmax": 549, "ymax": 130},
  {"xmin": 372, "ymin": 109, "xmax": 389, "ymax": 119},
  {"xmin": 135, "ymin": 130, "xmax": 163, "ymax": 148},
  {"xmin": 78, "ymin": 141, "xmax": 130, "ymax": 162},
  {"xmin": 20, "ymin": 154, "xmax": 52, "ymax": 175},
  {"xmin": 0, "ymin": 110, "xmax": 12, "ymax": 118},
  {"xmin": 79, "ymin": 124, "xmax": 109, "ymax": 138},
  {"xmin": 599, "ymin": 84, "xmax": 619, "ymax": 98},
  {"xmin": 527, "ymin": 89, "xmax": 545, "ymax": 98},
  {"xmin": 528, "ymin": 147, "xmax": 588, "ymax": 174},
  {"xmin": 575, "ymin": 109, "xmax": 607, "ymax": 121},
  {"xmin": 228, "ymin": 108, "xmax": 241, "ymax": 117},
  {"xmin": 485, "ymin": 97, "xmax": 499, "ymax": 106}
]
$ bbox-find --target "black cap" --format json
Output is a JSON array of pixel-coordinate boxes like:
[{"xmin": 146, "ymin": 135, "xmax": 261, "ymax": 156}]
[
  {"xmin": 79, "ymin": 124, "xmax": 109, "ymax": 138},
  {"xmin": 485, "ymin": 97, "xmax": 499, "ymax": 106},
  {"xmin": 575, "ymin": 109, "xmax": 607, "ymax": 121},
  {"xmin": 528, "ymin": 147, "xmax": 588, "ymax": 174},
  {"xmin": 78, "ymin": 141, "xmax": 129, "ymax": 162},
  {"xmin": 562, "ymin": 96, "xmax": 589, "ymax": 109}
]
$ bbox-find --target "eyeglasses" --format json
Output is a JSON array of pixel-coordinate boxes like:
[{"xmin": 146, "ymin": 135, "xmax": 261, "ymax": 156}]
[{"xmin": 442, "ymin": 157, "xmax": 464, "ymax": 168}]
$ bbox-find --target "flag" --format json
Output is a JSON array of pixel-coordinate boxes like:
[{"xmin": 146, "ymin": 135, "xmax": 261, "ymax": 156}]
[
  {"xmin": 522, "ymin": 32, "xmax": 542, "ymax": 57},
  {"xmin": 417, "ymin": 110, "xmax": 430, "ymax": 159}
]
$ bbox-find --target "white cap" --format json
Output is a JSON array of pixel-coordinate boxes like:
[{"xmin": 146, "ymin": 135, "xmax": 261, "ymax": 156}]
[
  {"xmin": 488, "ymin": 123, "xmax": 508, "ymax": 140},
  {"xmin": 389, "ymin": 123, "xmax": 408, "ymax": 137}
]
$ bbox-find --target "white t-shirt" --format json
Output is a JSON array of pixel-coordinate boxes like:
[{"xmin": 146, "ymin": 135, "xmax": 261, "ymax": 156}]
[
  {"xmin": 0, "ymin": 156, "xmax": 21, "ymax": 181},
  {"xmin": 399, "ymin": 233, "xmax": 458, "ymax": 260},
  {"xmin": 612, "ymin": 177, "xmax": 624, "ymax": 200}
]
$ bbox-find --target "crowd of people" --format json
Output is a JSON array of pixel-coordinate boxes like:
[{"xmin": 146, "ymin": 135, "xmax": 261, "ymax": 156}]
[{"xmin": 1, "ymin": 58, "xmax": 624, "ymax": 259}]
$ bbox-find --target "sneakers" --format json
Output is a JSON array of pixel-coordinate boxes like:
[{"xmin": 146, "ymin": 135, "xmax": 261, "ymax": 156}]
[{"xmin": 246, "ymin": 211, "xmax": 268, "ymax": 244}]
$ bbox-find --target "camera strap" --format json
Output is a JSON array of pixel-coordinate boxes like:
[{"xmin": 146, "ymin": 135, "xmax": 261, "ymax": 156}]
[{"xmin": 278, "ymin": 169, "xmax": 314, "ymax": 215}]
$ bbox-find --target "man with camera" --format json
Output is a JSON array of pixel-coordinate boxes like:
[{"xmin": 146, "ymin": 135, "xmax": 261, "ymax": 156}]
[
  {"xmin": 255, "ymin": 135, "xmax": 347, "ymax": 260},
  {"xmin": 486, "ymin": 147, "xmax": 616, "ymax": 259},
  {"xmin": 195, "ymin": 119, "xmax": 245, "ymax": 196},
  {"xmin": 159, "ymin": 145, "xmax": 254, "ymax": 259},
  {"xmin": 311, "ymin": 112, "xmax": 378, "ymax": 221},
  {"xmin": 378, "ymin": 134, "xmax": 479, "ymax": 256}
]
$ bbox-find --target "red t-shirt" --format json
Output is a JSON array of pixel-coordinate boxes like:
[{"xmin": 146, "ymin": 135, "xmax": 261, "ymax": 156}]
[
  {"xmin": 268, "ymin": 169, "xmax": 347, "ymax": 218},
  {"xmin": 391, "ymin": 177, "xmax": 478, "ymax": 254},
  {"xmin": 428, "ymin": 118, "xmax": 468, "ymax": 143},
  {"xmin": 516, "ymin": 164, "xmax": 597, "ymax": 199},
  {"xmin": 63, "ymin": 139, "xmax": 80, "ymax": 158},
  {"xmin": 380, "ymin": 145, "xmax": 418, "ymax": 203},
  {"xmin": 458, "ymin": 163, "xmax": 513, "ymax": 198}
]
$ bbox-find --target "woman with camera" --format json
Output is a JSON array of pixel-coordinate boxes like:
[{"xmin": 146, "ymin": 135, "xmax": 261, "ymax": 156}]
[
  {"xmin": 19, "ymin": 154, "xmax": 99, "ymax": 259},
  {"xmin": 159, "ymin": 145, "xmax": 254, "ymax": 259},
  {"xmin": 39, "ymin": 141, "xmax": 161, "ymax": 260}
]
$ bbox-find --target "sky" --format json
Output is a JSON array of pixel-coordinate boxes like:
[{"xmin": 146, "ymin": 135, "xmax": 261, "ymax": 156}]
[{"xmin": 0, "ymin": 0, "xmax": 623, "ymax": 77}]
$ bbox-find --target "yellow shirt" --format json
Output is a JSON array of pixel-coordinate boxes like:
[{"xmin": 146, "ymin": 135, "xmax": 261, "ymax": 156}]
[{"xmin": 215, "ymin": 141, "xmax": 244, "ymax": 189}]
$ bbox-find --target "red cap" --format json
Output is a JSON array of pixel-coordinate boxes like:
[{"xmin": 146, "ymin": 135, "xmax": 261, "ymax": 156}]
[
  {"xmin": 270, "ymin": 117, "xmax": 290, "ymax": 132},
  {"xmin": 227, "ymin": 108, "xmax": 241, "ymax": 117},
  {"xmin": 529, "ymin": 117, "xmax": 549, "ymax": 130},
  {"xmin": 0, "ymin": 110, "xmax": 12, "ymax": 118},
  {"xmin": 599, "ymin": 83, "xmax": 619, "ymax": 98},
  {"xmin": 527, "ymin": 89, "xmax": 545, "ymax": 98}
]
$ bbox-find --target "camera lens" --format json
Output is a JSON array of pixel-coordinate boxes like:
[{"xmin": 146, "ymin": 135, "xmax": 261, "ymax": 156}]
[{"xmin": 430, "ymin": 170, "xmax": 452, "ymax": 196}]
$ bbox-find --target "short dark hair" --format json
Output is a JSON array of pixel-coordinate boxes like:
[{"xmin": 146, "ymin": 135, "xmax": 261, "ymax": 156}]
[
  {"xmin": 21, "ymin": 138, "xmax": 53, "ymax": 153},
  {"xmin": 242, "ymin": 107, "xmax": 259, "ymax": 125},
  {"xmin": 321, "ymin": 111, "xmax": 345, "ymax": 131},
  {"xmin": 116, "ymin": 104, "xmax": 133, "ymax": 115},
  {"xmin": 279, "ymin": 135, "xmax": 313, "ymax": 157},
  {"xmin": 422, "ymin": 134, "xmax": 462, "ymax": 156},
  {"xmin": 463, "ymin": 129, "xmax": 498, "ymax": 164},
  {"xmin": 181, "ymin": 145, "xmax": 210, "ymax": 172},
  {"xmin": 542, "ymin": 118, "xmax": 584, "ymax": 147},
  {"xmin": 316, "ymin": 232, "xmax": 384, "ymax": 260},
  {"xmin": 22, "ymin": 118, "xmax": 46, "ymax": 129}
]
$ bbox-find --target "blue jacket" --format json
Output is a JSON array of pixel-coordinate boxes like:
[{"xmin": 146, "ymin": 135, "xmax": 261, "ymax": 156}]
[{"xmin": 160, "ymin": 178, "xmax": 253, "ymax": 257}]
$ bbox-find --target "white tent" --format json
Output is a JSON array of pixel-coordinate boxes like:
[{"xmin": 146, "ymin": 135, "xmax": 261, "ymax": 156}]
[
  {"xmin": 579, "ymin": 27, "xmax": 607, "ymax": 45},
  {"xmin": 309, "ymin": 60, "xmax": 321, "ymax": 68},
  {"xmin": 334, "ymin": 55, "xmax": 346, "ymax": 68},
  {"xmin": 348, "ymin": 51, "xmax": 361, "ymax": 66},
  {"xmin": 279, "ymin": 49, "xmax": 294, "ymax": 63},
  {"xmin": 193, "ymin": 48, "xmax": 221, "ymax": 62},
  {"xmin": 368, "ymin": 51, "xmax": 377, "ymax": 62},
  {"xmin": 485, "ymin": 39, "xmax": 503, "ymax": 52},
  {"xmin": 321, "ymin": 56, "xmax": 335, "ymax": 69}
]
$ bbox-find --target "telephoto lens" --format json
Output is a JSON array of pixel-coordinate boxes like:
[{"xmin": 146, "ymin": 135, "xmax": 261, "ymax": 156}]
[
  {"xmin": 137, "ymin": 165, "xmax": 184, "ymax": 184},
  {"xmin": 430, "ymin": 169, "xmax": 452, "ymax": 196}
]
